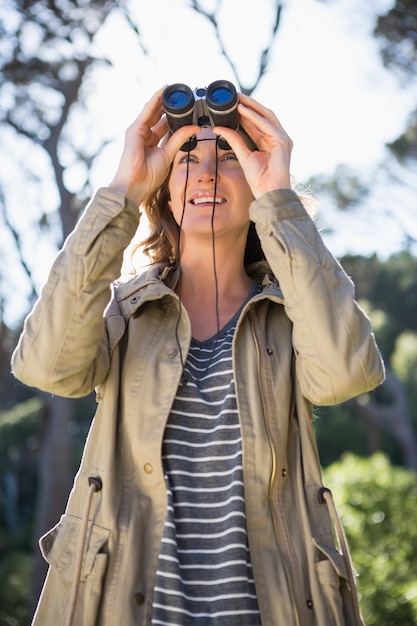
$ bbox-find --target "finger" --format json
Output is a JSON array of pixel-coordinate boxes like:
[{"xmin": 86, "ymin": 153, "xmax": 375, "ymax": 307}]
[
  {"xmin": 212, "ymin": 126, "xmax": 253, "ymax": 165},
  {"xmin": 238, "ymin": 102, "xmax": 279, "ymax": 137},
  {"xmin": 237, "ymin": 110, "xmax": 266, "ymax": 149},
  {"xmin": 238, "ymin": 93, "xmax": 282, "ymax": 127},
  {"xmin": 238, "ymin": 94, "xmax": 289, "ymax": 136},
  {"xmin": 150, "ymin": 116, "xmax": 170, "ymax": 144},
  {"xmin": 238, "ymin": 103, "xmax": 293, "ymax": 154},
  {"xmin": 162, "ymin": 125, "xmax": 201, "ymax": 162}
]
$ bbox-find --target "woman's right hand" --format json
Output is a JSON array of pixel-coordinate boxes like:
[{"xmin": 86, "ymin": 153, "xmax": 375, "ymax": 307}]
[{"xmin": 109, "ymin": 86, "xmax": 200, "ymax": 206}]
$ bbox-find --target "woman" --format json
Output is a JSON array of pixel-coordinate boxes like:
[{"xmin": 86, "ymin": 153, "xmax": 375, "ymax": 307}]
[{"xmin": 11, "ymin": 85, "xmax": 385, "ymax": 626}]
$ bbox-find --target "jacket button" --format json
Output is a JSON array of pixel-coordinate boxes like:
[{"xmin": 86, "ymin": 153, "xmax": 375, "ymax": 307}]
[
  {"xmin": 307, "ymin": 599, "xmax": 313, "ymax": 609},
  {"xmin": 144, "ymin": 463, "xmax": 153, "ymax": 474},
  {"xmin": 167, "ymin": 348, "xmax": 178, "ymax": 358},
  {"xmin": 282, "ymin": 468, "xmax": 288, "ymax": 477},
  {"xmin": 130, "ymin": 295, "xmax": 139, "ymax": 304},
  {"xmin": 133, "ymin": 592, "xmax": 144, "ymax": 605},
  {"xmin": 266, "ymin": 347, "xmax": 273, "ymax": 355}
]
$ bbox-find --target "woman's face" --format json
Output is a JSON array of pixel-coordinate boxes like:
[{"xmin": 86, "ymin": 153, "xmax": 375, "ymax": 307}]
[{"xmin": 168, "ymin": 127, "xmax": 255, "ymax": 241}]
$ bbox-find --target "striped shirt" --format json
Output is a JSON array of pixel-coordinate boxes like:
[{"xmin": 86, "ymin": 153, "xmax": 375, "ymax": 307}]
[{"xmin": 152, "ymin": 284, "xmax": 261, "ymax": 626}]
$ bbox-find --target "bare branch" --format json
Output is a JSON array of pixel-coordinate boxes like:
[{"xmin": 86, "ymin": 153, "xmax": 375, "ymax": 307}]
[
  {"xmin": 189, "ymin": 0, "xmax": 283, "ymax": 95},
  {"xmin": 43, "ymin": 59, "xmax": 94, "ymax": 155},
  {"xmin": 42, "ymin": 58, "xmax": 95, "ymax": 240},
  {"xmin": 189, "ymin": 0, "xmax": 218, "ymax": 28},
  {"xmin": 116, "ymin": 3, "xmax": 150, "ymax": 55},
  {"xmin": 0, "ymin": 186, "xmax": 38, "ymax": 301}
]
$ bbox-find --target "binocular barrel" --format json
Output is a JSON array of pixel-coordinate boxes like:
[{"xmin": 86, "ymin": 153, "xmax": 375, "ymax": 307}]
[{"xmin": 162, "ymin": 84, "xmax": 195, "ymax": 133}]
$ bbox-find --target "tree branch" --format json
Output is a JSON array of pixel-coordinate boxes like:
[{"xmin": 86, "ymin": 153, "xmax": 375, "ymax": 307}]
[
  {"xmin": 189, "ymin": 0, "xmax": 283, "ymax": 95},
  {"xmin": 0, "ymin": 186, "xmax": 38, "ymax": 302},
  {"xmin": 116, "ymin": 3, "xmax": 150, "ymax": 55}
]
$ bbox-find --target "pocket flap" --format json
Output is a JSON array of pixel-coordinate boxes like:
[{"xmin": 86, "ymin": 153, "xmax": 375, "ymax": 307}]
[
  {"xmin": 312, "ymin": 536, "xmax": 348, "ymax": 580},
  {"xmin": 39, "ymin": 514, "xmax": 110, "ymax": 582}
]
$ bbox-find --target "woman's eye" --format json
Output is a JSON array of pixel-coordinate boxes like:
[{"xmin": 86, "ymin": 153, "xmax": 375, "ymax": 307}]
[
  {"xmin": 222, "ymin": 152, "xmax": 238, "ymax": 161},
  {"xmin": 180, "ymin": 154, "xmax": 198, "ymax": 164}
]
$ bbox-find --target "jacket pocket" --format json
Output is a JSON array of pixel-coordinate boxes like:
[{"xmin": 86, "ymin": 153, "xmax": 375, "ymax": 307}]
[
  {"xmin": 312, "ymin": 537, "xmax": 350, "ymax": 626},
  {"xmin": 35, "ymin": 514, "xmax": 110, "ymax": 626}
]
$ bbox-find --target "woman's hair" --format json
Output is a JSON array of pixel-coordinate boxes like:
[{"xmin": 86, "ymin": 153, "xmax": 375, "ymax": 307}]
[
  {"xmin": 137, "ymin": 168, "xmax": 266, "ymax": 267},
  {"xmin": 138, "ymin": 168, "xmax": 178, "ymax": 266}
]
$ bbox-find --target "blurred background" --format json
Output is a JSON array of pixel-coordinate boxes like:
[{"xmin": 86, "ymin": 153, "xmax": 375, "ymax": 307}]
[{"xmin": 0, "ymin": 0, "xmax": 417, "ymax": 624}]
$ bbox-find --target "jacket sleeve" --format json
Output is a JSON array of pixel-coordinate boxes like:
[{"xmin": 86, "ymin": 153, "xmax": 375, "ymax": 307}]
[
  {"xmin": 250, "ymin": 189, "xmax": 385, "ymax": 406},
  {"xmin": 11, "ymin": 187, "xmax": 140, "ymax": 398}
]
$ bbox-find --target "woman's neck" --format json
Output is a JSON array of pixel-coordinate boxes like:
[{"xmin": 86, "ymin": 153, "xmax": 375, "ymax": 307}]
[
  {"xmin": 177, "ymin": 241, "xmax": 251, "ymax": 299},
  {"xmin": 175, "ymin": 243, "xmax": 253, "ymax": 341}
]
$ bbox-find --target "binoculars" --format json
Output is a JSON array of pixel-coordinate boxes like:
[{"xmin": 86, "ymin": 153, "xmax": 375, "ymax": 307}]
[{"xmin": 162, "ymin": 80, "xmax": 251, "ymax": 151}]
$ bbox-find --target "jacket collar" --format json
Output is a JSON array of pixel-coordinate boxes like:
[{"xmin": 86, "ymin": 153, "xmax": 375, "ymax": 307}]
[
  {"xmin": 113, "ymin": 264, "xmax": 179, "ymax": 320},
  {"xmin": 113, "ymin": 261, "xmax": 283, "ymax": 321},
  {"xmin": 247, "ymin": 260, "xmax": 284, "ymax": 302}
]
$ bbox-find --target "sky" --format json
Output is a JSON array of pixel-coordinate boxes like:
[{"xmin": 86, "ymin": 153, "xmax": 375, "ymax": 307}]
[
  {"xmin": 84, "ymin": 0, "xmax": 417, "ymax": 258},
  {"xmin": 2, "ymin": 0, "xmax": 417, "ymax": 326},
  {"xmin": 85, "ymin": 0, "xmax": 413, "ymax": 179}
]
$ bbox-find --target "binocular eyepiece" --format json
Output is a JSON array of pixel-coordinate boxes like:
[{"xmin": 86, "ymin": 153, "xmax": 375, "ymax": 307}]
[{"xmin": 162, "ymin": 80, "xmax": 239, "ymax": 151}]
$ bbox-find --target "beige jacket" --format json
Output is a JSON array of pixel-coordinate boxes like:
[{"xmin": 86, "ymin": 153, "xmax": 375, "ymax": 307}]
[{"xmin": 12, "ymin": 187, "xmax": 385, "ymax": 626}]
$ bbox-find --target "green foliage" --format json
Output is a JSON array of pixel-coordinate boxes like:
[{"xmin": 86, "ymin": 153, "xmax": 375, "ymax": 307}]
[
  {"xmin": 0, "ymin": 396, "xmax": 42, "ymax": 447},
  {"xmin": 387, "ymin": 112, "xmax": 417, "ymax": 163},
  {"xmin": 374, "ymin": 0, "xmax": 417, "ymax": 77},
  {"xmin": 314, "ymin": 404, "xmax": 370, "ymax": 466},
  {"xmin": 323, "ymin": 453, "xmax": 417, "ymax": 625},
  {"xmin": 391, "ymin": 331, "xmax": 417, "ymax": 385},
  {"xmin": 314, "ymin": 402, "xmax": 406, "ymax": 468},
  {"xmin": 391, "ymin": 331, "xmax": 417, "ymax": 443},
  {"xmin": 342, "ymin": 252, "xmax": 417, "ymax": 359},
  {"xmin": 0, "ymin": 398, "xmax": 44, "ymax": 625},
  {"xmin": 0, "ymin": 546, "xmax": 32, "ymax": 626},
  {"xmin": 0, "ymin": 394, "xmax": 95, "ymax": 624},
  {"xmin": 338, "ymin": 252, "xmax": 417, "ymax": 467},
  {"xmin": 0, "ymin": 397, "xmax": 43, "ymax": 540}
]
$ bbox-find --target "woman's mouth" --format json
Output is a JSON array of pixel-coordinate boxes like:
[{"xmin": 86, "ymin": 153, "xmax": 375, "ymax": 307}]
[{"xmin": 189, "ymin": 193, "xmax": 226, "ymax": 206}]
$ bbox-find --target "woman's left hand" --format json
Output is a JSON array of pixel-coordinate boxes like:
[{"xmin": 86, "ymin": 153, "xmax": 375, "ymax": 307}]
[{"xmin": 213, "ymin": 93, "xmax": 293, "ymax": 199}]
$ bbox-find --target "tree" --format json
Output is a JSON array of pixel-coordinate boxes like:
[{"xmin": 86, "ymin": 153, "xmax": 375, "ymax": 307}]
[
  {"xmin": 323, "ymin": 453, "xmax": 417, "ymax": 625},
  {"xmin": 314, "ymin": 252, "xmax": 417, "ymax": 471},
  {"xmin": 374, "ymin": 0, "xmax": 417, "ymax": 78},
  {"xmin": 0, "ymin": 0, "xmax": 128, "ymax": 607}
]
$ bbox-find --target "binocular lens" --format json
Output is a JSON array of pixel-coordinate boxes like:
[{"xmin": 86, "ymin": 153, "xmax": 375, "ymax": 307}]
[
  {"xmin": 166, "ymin": 90, "xmax": 190, "ymax": 109},
  {"xmin": 206, "ymin": 81, "xmax": 237, "ymax": 111},
  {"xmin": 162, "ymin": 84, "xmax": 194, "ymax": 114},
  {"xmin": 209, "ymin": 87, "xmax": 234, "ymax": 106}
]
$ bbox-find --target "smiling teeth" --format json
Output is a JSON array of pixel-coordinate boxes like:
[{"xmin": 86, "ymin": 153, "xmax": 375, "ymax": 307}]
[{"xmin": 192, "ymin": 197, "xmax": 225, "ymax": 205}]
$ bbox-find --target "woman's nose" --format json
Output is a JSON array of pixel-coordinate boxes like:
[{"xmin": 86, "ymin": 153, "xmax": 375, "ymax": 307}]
[{"xmin": 197, "ymin": 157, "xmax": 217, "ymax": 182}]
